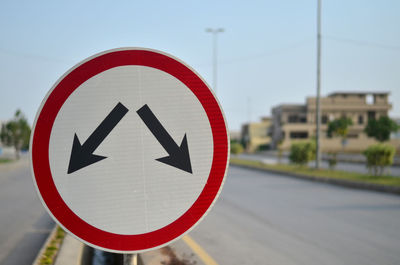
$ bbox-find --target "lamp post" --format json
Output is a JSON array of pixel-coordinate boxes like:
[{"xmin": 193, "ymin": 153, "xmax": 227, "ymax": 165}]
[
  {"xmin": 315, "ymin": 0, "xmax": 322, "ymax": 169},
  {"xmin": 206, "ymin": 28, "xmax": 224, "ymax": 94}
]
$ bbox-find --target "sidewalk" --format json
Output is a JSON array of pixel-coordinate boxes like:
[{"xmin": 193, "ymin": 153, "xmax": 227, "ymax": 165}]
[
  {"xmin": 241, "ymin": 152, "xmax": 400, "ymax": 176},
  {"xmin": 258, "ymin": 150, "xmax": 400, "ymax": 166},
  {"xmin": 0, "ymin": 154, "xmax": 29, "ymax": 174}
]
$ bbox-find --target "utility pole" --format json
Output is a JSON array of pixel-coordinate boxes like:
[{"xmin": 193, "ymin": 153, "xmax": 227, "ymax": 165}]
[
  {"xmin": 247, "ymin": 97, "xmax": 252, "ymax": 122},
  {"xmin": 206, "ymin": 28, "xmax": 224, "ymax": 94},
  {"xmin": 315, "ymin": 0, "xmax": 322, "ymax": 169}
]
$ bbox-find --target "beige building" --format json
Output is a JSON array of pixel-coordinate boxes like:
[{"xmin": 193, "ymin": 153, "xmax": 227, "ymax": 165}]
[
  {"xmin": 229, "ymin": 131, "xmax": 241, "ymax": 142},
  {"xmin": 271, "ymin": 91, "xmax": 397, "ymax": 152},
  {"xmin": 241, "ymin": 117, "xmax": 271, "ymax": 152}
]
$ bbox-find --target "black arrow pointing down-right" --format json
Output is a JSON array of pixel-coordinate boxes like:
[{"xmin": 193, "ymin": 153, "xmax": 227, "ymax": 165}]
[{"xmin": 137, "ymin": 104, "xmax": 193, "ymax": 174}]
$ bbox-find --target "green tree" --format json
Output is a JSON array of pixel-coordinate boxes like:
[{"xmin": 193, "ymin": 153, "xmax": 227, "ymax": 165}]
[
  {"xmin": 327, "ymin": 117, "xmax": 353, "ymax": 148},
  {"xmin": 364, "ymin": 116, "xmax": 398, "ymax": 142},
  {"xmin": 0, "ymin": 109, "xmax": 31, "ymax": 159}
]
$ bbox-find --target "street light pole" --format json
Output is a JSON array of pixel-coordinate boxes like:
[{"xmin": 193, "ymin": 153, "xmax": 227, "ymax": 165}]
[
  {"xmin": 315, "ymin": 0, "xmax": 322, "ymax": 169},
  {"xmin": 206, "ymin": 28, "xmax": 224, "ymax": 94}
]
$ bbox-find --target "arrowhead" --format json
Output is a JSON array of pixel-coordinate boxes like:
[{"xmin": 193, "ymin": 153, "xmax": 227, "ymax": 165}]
[
  {"xmin": 156, "ymin": 134, "xmax": 193, "ymax": 174},
  {"xmin": 67, "ymin": 134, "xmax": 107, "ymax": 174}
]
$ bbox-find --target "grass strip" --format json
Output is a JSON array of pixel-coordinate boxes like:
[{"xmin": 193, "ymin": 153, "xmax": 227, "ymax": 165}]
[
  {"xmin": 0, "ymin": 158, "xmax": 12, "ymax": 164},
  {"xmin": 38, "ymin": 226, "xmax": 65, "ymax": 265},
  {"xmin": 230, "ymin": 157, "xmax": 400, "ymax": 187}
]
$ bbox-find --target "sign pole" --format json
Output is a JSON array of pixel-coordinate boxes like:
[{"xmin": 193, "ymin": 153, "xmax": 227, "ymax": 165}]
[{"xmin": 123, "ymin": 253, "xmax": 133, "ymax": 265}]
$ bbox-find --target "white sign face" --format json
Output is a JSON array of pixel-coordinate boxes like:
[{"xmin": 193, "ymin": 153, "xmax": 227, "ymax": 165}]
[
  {"xmin": 30, "ymin": 48, "xmax": 229, "ymax": 253},
  {"xmin": 50, "ymin": 65, "xmax": 213, "ymax": 234}
]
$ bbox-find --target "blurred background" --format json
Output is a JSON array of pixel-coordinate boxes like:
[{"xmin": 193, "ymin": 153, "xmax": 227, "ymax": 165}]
[{"xmin": 1, "ymin": 0, "xmax": 399, "ymax": 129}]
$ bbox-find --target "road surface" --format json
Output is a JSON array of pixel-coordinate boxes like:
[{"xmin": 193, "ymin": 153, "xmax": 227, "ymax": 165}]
[
  {"xmin": 2, "ymin": 158, "xmax": 400, "ymax": 265},
  {"xmin": 188, "ymin": 165, "xmax": 400, "ymax": 265},
  {"xmin": 0, "ymin": 157, "xmax": 54, "ymax": 265}
]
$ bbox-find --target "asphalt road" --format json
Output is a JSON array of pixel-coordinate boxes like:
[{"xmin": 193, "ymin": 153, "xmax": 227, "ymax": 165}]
[
  {"xmin": 188, "ymin": 165, "xmax": 400, "ymax": 265},
  {"xmin": 2, "ymin": 158, "xmax": 400, "ymax": 265},
  {"xmin": 0, "ymin": 157, "xmax": 54, "ymax": 265}
]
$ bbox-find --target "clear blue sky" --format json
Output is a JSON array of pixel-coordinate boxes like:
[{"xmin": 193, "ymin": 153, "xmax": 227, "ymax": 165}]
[{"xmin": 1, "ymin": 0, "xmax": 399, "ymax": 130}]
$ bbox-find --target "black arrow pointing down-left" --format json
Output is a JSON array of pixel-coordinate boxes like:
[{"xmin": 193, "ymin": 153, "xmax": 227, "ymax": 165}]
[{"xmin": 67, "ymin": 102, "xmax": 128, "ymax": 174}]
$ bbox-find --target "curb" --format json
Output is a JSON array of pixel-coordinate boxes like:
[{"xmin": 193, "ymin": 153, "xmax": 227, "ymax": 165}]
[
  {"xmin": 321, "ymin": 156, "xmax": 400, "ymax": 167},
  {"xmin": 54, "ymin": 234, "xmax": 84, "ymax": 265},
  {"xmin": 32, "ymin": 225, "xmax": 84, "ymax": 265},
  {"xmin": 230, "ymin": 163, "xmax": 400, "ymax": 196},
  {"xmin": 32, "ymin": 225, "xmax": 58, "ymax": 265},
  {"xmin": 256, "ymin": 152, "xmax": 400, "ymax": 167}
]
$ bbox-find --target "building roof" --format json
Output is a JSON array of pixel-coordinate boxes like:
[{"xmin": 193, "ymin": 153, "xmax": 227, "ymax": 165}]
[
  {"xmin": 272, "ymin": 104, "xmax": 306, "ymax": 110},
  {"xmin": 328, "ymin": 91, "xmax": 390, "ymax": 97}
]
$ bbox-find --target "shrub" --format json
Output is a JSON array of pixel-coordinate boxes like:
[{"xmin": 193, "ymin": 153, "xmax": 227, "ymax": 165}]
[
  {"xmin": 289, "ymin": 141, "xmax": 315, "ymax": 166},
  {"xmin": 230, "ymin": 142, "xmax": 244, "ymax": 155},
  {"xmin": 328, "ymin": 152, "xmax": 337, "ymax": 170},
  {"xmin": 257, "ymin": 144, "xmax": 270, "ymax": 151},
  {"xmin": 363, "ymin": 144, "xmax": 395, "ymax": 176}
]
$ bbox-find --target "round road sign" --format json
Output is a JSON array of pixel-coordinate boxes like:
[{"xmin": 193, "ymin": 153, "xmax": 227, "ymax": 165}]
[{"xmin": 30, "ymin": 48, "xmax": 229, "ymax": 253}]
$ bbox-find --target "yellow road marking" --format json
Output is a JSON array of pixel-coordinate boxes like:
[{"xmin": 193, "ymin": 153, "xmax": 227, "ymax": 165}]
[{"xmin": 182, "ymin": 235, "xmax": 219, "ymax": 265}]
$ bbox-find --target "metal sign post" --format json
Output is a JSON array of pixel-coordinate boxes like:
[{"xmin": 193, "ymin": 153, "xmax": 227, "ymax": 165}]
[{"xmin": 123, "ymin": 254, "xmax": 137, "ymax": 265}]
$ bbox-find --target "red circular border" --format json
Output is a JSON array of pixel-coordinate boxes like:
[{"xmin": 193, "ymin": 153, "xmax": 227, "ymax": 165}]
[{"xmin": 31, "ymin": 49, "xmax": 228, "ymax": 252}]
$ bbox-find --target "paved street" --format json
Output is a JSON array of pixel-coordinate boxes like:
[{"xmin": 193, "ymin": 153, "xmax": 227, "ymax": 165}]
[
  {"xmin": 0, "ymin": 157, "xmax": 54, "ymax": 265},
  {"xmin": 2, "ymin": 158, "xmax": 400, "ymax": 265},
  {"xmin": 188, "ymin": 166, "xmax": 400, "ymax": 265}
]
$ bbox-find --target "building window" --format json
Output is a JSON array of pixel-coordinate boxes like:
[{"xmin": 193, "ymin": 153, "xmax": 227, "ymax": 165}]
[
  {"xmin": 347, "ymin": 133, "xmax": 359, "ymax": 139},
  {"xmin": 368, "ymin": 111, "xmax": 376, "ymax": 120},
  {"xmin": 358, "ymin": 115, "xmax": 364, "ymax": 124},
  {"xmin": 289, "ymin": 131, "xmax": 308, "ymax": 139},
  {"xmin": 288, "ymin": 115, "xmax": 297, "ymax": 123},
  {"xmin": 366, "ymin": 94, "xmax": 374, "ymax": 105},
  {"xmin": 365, "ymin": 94, "xmax": 375, "ymax": 105},
  {"xmin": 288, "ymin": 115, "xmax": 306, "ymax": 123},
  {"xmin": 322, "ymin": 115, "xmax": 328, "ymax": 124}
]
